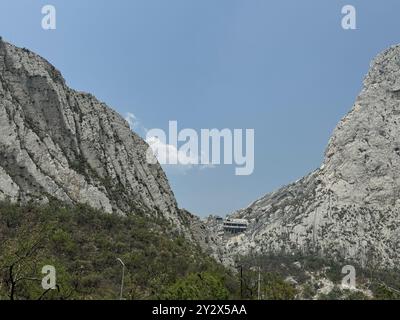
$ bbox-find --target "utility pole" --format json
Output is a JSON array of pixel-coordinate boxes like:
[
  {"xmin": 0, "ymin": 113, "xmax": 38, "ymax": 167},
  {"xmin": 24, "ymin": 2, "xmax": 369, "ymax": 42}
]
[
  {"xmin": 257, "ymin": 266, "xmax": 261, "ymax": 300},
  {"xmin": 239, "ymin": 265, "xmax": 243, "ymax": 299},
  {"xmin": 116, "ymin": 258, "xmax": 125, "ymax": 300}
]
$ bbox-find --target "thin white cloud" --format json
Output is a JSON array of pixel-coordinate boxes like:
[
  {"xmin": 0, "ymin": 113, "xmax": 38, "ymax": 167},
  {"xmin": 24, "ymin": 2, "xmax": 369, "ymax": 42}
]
[
  {"xmin": 125, "ymin": 112, "xmax": 138, "ymax": 130},
  {"xmin": 145, "ymin": 137, "xmax": 217, "ymax": 174},
  {"xmin": 125, "ymin": 112, "xmax": 215, "ymax": 174},
  {"xmin": 145, "ymin": 136, "xmax": 198, "ymax": 173}
]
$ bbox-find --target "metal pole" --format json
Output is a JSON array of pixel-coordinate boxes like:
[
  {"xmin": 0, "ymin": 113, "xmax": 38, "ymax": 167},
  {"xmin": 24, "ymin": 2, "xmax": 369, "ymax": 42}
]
[
  {"xmin": 116, "ymin": 258, "xmax": 125, "ymax": 300},
  {"xmin": 257, "ymin": 266, "xmax": 261, "ymax": 300},
  {"xmin": 240, "ymin": 265, "xmax": 243, "ymax": 299}
]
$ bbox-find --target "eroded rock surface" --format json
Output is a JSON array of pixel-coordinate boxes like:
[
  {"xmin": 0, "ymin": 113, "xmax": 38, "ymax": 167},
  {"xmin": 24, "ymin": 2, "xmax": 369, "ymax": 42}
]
[
  {"xmin": 221, "ymin": 45, "xmax": 400, "ymax": 267},
  {"xmin": 0, "ymin": 38, "xmax": 184, "ymax": 228}
]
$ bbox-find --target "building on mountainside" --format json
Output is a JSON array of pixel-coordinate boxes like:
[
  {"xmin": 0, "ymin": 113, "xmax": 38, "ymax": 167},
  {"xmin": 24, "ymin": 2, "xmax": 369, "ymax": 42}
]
[{"xmin": 223, "ymin": 218, "xmax": 248, "ymax": 234}]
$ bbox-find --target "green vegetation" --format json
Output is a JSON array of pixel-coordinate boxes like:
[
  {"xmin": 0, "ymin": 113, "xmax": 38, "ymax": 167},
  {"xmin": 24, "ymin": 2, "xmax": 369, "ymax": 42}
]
[
  {"xmin": 238, "ymin": 252, "xmax": 400, "ymax": 300},
  {"xmin": 234, "ymin": 266, "xmax": 297, "ymax": 300},
  {"xmin": 318, "ymin": 287, "xmax": 370, "ymax": 300},
  {"xmin": 262, "ymin": 273, "xmax": 297, "ymax": 300},
  {"xmin": 0, "ymin": 201, "xmax": 236, "ymax": 300},
  {"xmin": 370, "ymin": 283, "xmax": 400, "ymax": 300},
  {"xmin": 161, "ymin": 272, "xmax": 230, "ymax": 300},
  {"xmin": 2, "ymin": 201, "xmax": 399, "ymax": 300}
]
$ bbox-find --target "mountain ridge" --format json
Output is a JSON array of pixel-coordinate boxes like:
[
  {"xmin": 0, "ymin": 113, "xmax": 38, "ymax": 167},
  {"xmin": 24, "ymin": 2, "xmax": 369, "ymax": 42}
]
[
  {"xmin": 0, "ymin": 37, "xmax": 186, "ymax": 230},
  {"xmin": 218, "ymin": 44, "xmax": 400, "ymax": 268},
  {"xmin": 2, "ymin": 36, "xmax": 400, "ymax": 271}
]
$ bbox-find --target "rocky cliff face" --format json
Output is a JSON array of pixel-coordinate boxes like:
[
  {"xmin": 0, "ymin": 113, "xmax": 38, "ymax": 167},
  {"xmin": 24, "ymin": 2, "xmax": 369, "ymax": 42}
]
[
  {"xmin": 3, "ymin": 37, "xmax": 400, "ymax": 269},
  {"xmin": 0, "ymin": 38, "xmax": 183, "ymax": 228},
  {"xmin": 223, "ymin": 45, "xmax": 400, "ymax": 268}
]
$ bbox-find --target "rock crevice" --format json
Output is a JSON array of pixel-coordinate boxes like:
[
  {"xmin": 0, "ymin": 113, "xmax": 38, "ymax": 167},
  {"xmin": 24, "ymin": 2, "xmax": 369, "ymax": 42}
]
[
  {"xmin": 221, "ymin": 45, "xmax": 400, "ymax": 267},
  {"xmin": 0, "ymin": 38, "xmax": 183, "ymax": 229}
]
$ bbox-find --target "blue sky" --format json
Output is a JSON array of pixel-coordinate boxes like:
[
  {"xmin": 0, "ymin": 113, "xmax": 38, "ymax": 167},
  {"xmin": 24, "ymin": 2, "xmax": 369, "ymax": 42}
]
[{"xmin": 1, "ymin": 0, "xmax": 399, "ymax": 216}]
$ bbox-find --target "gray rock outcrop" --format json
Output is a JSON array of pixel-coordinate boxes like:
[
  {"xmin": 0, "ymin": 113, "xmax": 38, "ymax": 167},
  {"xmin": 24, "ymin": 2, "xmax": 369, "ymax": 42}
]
[
  {"xmin": 0, "ymin": 38, "xmax": 184, "ymax": 228},
  {"xmin": 223, "ymin": 45, "xmax": 400, "ymax": 267},
  {"xmin": 3, "ymin": 37, "xmax": 400, "ymax": 268}
]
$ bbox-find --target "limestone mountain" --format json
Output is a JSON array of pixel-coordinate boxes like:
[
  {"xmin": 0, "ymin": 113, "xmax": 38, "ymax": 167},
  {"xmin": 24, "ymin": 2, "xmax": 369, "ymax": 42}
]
[
  {"xmin": 0, "ymin": 38, "xmax": 183, "ymax": 228},
  {"xmin": 223, "ymin": 45, "xmax": 400, "ymax": 268}
]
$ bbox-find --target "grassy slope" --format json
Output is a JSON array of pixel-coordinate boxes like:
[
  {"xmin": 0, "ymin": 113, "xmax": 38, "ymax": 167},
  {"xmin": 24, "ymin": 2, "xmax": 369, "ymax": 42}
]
[
  {"xmin": 0, "ymin": 201, "xmax": 237, "ymax": 300},
  {"xmin": 238, "ymin": 253, "xmax": 400, "ymax": 300},
  {"xmin": 1, "ymin": 201, "xmax": 398, "ymax": 300}
]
